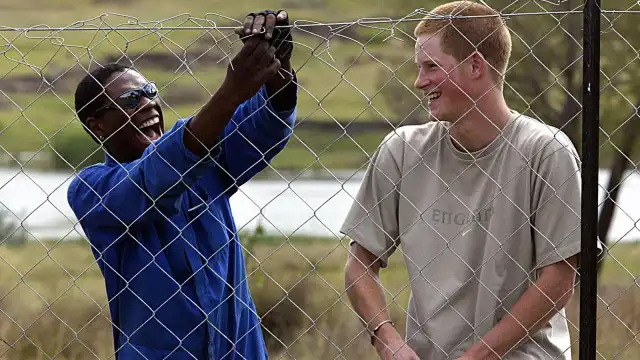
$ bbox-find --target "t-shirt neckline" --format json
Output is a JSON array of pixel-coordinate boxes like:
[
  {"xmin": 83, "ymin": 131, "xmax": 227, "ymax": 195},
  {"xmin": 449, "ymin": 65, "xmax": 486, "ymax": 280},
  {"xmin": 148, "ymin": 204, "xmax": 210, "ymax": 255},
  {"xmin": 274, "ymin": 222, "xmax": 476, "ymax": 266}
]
[{"xmin": 443, "ymin": 110, "xmax": 521, "ymax": 162}]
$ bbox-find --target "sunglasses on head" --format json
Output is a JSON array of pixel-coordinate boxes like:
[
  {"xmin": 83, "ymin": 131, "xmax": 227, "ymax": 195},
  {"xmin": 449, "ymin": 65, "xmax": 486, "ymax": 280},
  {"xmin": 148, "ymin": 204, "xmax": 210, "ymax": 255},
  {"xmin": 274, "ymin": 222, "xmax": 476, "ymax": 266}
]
[{"xmin": 95, "ymin": 82, "xmax": 159, "ymax": 114}]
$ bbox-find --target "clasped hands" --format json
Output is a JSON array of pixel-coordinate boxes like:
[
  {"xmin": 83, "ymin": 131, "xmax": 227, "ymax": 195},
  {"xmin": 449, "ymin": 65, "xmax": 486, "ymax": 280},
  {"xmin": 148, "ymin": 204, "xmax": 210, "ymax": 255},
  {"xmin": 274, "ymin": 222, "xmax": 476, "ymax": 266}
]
[{"xmin": 234, "ymin": 9, "xmax": 293, "ymax": 64}]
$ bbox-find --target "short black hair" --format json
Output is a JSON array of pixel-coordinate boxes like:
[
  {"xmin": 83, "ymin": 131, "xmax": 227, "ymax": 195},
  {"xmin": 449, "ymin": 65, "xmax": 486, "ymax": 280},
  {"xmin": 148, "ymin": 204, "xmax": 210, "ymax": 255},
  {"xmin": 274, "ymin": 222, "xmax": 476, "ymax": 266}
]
[{"xmin": 74, "ymin": 63, "xmax": 132, "ymax": 129}]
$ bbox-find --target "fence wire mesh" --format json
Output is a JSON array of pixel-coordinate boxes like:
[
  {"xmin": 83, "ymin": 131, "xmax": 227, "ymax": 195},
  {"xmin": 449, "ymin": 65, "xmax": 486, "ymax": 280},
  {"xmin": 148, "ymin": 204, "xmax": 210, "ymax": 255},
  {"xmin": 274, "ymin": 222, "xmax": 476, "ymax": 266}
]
[{"xmin": 0, "ymin": 1, "xmax": 637, "ymax": 359}]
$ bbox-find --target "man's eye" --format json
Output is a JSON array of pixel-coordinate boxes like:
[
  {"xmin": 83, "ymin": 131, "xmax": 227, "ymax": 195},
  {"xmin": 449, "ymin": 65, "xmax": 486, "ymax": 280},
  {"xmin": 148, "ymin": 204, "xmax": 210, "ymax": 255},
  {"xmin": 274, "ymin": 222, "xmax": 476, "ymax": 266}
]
[
  {"xmin": 116, "ymin": 92, "xmax": 139, "ymax": 106},
  {"xmin": 120, "ymin": 93, "xmax": 138, "ymax": 101}
]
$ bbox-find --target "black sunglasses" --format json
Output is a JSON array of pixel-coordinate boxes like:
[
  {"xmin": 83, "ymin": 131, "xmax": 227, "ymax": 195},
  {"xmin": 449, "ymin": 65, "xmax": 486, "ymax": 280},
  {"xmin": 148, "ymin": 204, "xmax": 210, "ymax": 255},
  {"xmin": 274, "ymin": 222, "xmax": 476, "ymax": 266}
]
[{"xmin": 95, "ymin": 82, "xmax": 159, "ymax": 114}]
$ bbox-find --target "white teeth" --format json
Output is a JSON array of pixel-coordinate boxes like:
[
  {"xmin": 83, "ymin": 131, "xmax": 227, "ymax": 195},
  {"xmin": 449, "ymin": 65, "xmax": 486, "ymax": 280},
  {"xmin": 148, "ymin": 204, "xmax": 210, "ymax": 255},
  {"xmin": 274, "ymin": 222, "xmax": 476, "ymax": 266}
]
[
  {"xmin": 139, "ymin": 117, "xmax": 159, "ymax": 129},
  {"xmin": 427, "ymin": 92, "xmax": 441, "ymax": 102}
]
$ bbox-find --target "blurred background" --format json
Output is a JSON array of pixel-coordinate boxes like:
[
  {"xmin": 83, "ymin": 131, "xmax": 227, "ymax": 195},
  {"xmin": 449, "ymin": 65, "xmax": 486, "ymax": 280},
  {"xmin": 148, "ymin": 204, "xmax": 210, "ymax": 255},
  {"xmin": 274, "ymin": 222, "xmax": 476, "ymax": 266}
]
[{"xmin": 0, "ymin": 0, "xmax": 638, "ymax": 359}]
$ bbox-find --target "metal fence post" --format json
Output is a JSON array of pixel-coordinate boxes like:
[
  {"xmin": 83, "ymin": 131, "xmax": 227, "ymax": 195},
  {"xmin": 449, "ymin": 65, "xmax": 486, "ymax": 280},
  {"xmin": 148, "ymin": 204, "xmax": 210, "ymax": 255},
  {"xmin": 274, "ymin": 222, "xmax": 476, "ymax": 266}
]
[{"xmin": 580, "ymin": 0, "xmax": 601, "ymax": 359}]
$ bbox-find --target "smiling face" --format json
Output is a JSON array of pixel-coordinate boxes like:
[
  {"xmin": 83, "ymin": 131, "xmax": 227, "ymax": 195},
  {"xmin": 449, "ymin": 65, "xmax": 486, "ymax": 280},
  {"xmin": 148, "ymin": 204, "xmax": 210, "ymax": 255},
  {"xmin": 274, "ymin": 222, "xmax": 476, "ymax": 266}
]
[
  {"xmin": 413, "ymin": 33, "xmax": 477, "ymax": 124},
  {"xmin": 86, "ymin": 69, "xmax": 164, "ymax": 163}
]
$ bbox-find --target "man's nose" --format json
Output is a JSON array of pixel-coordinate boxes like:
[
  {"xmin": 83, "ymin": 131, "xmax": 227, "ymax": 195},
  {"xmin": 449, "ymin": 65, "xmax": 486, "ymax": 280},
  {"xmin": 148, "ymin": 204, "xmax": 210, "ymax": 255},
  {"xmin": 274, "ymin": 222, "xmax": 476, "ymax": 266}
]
[
  {"xmin": 136, "ymin": 95, "xmax": 157, "ymax": 112},
  {"xmin": 414, "ymin": 74, "xmax": 430, "ymax": 90}
]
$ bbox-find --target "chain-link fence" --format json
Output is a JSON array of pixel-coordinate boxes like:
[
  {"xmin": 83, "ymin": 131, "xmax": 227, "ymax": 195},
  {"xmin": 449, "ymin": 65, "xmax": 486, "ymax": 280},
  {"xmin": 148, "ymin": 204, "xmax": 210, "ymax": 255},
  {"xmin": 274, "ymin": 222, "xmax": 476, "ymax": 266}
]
[{"xmin": 0, "ymin": 0, "xmax": 637, "ymax": 359}]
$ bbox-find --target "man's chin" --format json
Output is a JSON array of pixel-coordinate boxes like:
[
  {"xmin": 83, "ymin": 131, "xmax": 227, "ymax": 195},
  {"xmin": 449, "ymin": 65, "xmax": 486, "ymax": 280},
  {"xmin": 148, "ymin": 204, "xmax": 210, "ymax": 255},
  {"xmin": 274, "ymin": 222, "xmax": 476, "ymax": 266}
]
[
  {"xmin": 428, "ymin": 110, "xmax": 462, "ymax": 125},
  {"xmin": 134, "ymin": 135, "xmax": 158, "ymax": 149},
  {"xmin": 427, "ymin": 111, "xmax": 447, "ymax": 123}
]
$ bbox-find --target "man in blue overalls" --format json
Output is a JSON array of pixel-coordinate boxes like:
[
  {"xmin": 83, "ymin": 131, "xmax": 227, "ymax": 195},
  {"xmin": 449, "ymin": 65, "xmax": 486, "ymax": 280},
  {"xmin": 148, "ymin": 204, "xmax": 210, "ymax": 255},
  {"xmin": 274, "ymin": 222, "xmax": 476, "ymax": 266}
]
[{"xmin": 68, "ymin": 10, "xmax": 297, "ymax": 359}]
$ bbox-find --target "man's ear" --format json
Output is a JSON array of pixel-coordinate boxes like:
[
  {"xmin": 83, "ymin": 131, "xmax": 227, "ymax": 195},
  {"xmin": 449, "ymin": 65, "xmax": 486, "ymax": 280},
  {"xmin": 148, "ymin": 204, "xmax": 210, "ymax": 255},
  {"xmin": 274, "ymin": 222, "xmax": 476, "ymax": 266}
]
[
  {"xmin": 86, "ymin": 117, "xmax": 106, "ymax": 140},
  {"xmin": 468, "ymin": 51, "xmax": 488, "ymax": 80}
]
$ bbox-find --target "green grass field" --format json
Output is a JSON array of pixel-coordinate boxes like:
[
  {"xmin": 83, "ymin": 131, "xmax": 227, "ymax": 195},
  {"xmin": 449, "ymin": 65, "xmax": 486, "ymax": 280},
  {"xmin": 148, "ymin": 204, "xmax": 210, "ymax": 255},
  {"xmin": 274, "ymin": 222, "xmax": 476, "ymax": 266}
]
[
  {"xmin": 0, "ymin": 235, "xmax": 638, "ymax": 359},
  {"xmin": 0, "ymin": 2, "xmax": 413, "ymax": 132},
  {"xmin": 1, "ymin": 0, "xmax": 637, "ymax": 171},
  {"xmin": 0, "ymin": 0, "xmax": 424, "ymax": 171}
]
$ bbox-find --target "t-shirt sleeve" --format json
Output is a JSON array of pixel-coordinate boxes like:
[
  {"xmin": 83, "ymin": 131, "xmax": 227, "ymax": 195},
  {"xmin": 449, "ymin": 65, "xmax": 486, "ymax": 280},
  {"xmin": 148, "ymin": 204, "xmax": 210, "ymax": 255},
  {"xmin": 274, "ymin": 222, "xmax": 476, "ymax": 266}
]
[
  {"xmin": 339, "ymin": 132, "xmax": 403, "ymax": 267},
  {"xmin": 530, "ymin": 131, "xmax": 598, "ymax": 269}
]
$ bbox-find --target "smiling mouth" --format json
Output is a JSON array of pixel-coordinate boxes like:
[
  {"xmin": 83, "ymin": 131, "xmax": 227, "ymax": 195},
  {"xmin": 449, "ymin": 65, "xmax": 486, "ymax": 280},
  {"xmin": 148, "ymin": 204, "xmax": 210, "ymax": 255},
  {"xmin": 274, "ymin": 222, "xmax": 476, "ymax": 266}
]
[
  {"xmin": 427, "ymin": 92, "xmax": 441, "ymax": 103},
  {"xmin": 137, "ymin": 116, "xmax": 162, "ymax": 142}
]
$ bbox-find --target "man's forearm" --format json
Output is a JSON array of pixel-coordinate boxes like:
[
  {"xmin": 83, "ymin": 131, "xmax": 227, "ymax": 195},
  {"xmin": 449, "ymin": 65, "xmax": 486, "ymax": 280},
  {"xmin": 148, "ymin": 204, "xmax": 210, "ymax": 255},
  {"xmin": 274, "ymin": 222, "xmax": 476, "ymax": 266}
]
[
  {"xmin": 345, "ymin": 259, "xmax": 391, "ymax": 329},
  {"xmin": 265, "ymin": 59, "xmax": 297, "ymax": 111},
  {"xmin": 184, "ymin": 85, "xmax": 243, "ymax": 156},
  {"xmin": 346, "ymin": 255, "xmax": 413, "ymax": 360},
  {"xmin": 464, "ymin": 259, "xmax": 577, "ymax": 359}
]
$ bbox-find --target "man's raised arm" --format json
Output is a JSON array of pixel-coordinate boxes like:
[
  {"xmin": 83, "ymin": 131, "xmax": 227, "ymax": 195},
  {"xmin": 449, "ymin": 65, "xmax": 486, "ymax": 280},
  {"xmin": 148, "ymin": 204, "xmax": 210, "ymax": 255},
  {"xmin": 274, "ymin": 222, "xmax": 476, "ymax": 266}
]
[
  {"xmin": 208, "ymin": 10, "xmax": 299, "ymax": 191},
  {"xmin": 69, "ymin": 36, "xmax": 281, "ymax": 233},
  {"xmin": 183, "ymin": 35, "xmax": 282, "ymax": 156}
]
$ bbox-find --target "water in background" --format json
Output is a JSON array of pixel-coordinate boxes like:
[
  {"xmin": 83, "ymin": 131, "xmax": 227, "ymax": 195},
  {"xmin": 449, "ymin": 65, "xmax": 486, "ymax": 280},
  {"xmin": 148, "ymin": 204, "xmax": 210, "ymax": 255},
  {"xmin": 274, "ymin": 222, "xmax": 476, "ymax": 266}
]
[{"xmin": 1, "ymin": 167, "xmax": 638, "ymax": 243}]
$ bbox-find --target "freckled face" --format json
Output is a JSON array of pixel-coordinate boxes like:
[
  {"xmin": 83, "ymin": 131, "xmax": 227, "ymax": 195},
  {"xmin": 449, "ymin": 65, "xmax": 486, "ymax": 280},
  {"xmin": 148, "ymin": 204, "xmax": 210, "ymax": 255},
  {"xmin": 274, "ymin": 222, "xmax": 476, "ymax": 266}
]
[{"xmin": 413, "ymin": 33, "xmax": 475, "ymax": 124}]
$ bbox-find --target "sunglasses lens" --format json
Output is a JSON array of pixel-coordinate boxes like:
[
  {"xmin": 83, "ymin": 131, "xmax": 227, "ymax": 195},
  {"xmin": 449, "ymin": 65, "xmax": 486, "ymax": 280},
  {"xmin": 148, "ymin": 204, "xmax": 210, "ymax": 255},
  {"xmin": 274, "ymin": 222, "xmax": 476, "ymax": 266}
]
[
  {"xmin": 116, "ymin": 90, "xmax": 141, "ymax": 109},
  {"xmin": 110, "ymin": 83, "xmax": 157, "ymax": 110},
  {"xmin": 144, "ymin": 83, "xmax": 158, "ymax": 99}
]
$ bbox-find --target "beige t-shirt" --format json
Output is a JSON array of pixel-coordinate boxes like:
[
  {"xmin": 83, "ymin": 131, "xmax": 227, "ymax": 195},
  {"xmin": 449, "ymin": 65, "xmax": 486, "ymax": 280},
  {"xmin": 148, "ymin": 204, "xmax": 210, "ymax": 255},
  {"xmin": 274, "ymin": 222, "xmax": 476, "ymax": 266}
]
[{"xmin": 340, "ymin": 112, "xmax": 585, "ymax": 360}]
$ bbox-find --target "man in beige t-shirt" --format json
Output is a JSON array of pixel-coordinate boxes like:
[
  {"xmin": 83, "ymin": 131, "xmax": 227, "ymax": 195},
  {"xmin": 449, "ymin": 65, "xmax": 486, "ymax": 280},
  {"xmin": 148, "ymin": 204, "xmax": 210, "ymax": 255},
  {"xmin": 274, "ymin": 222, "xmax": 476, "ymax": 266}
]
[{"xmin": 340, "ymin": 2, "xmax": 589, "ymax": 360}]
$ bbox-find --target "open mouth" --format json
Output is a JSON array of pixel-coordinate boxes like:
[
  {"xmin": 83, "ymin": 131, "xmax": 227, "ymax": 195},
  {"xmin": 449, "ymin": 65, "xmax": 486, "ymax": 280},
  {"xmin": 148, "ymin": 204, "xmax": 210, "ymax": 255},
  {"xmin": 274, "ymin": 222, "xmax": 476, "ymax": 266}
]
[
  {"xmin": 137, "ymin": 116, "xmax": 162, "ymax": 142},
  {"xmin": 427, "ymin": 91, "xmax": 441, "ymax": 103}
]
